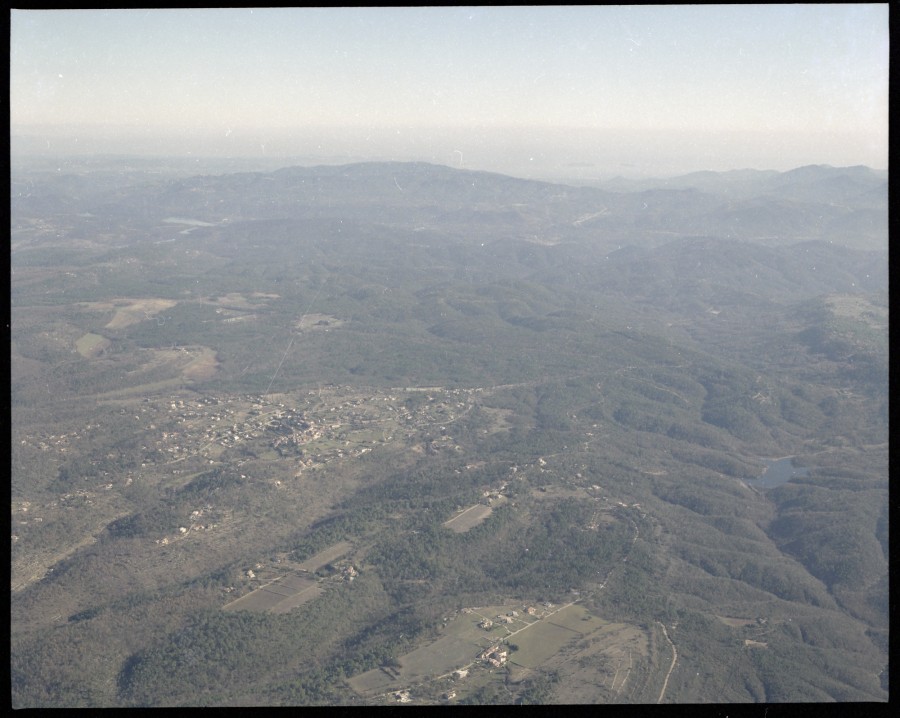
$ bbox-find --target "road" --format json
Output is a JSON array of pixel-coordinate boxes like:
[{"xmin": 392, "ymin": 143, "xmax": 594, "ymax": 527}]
[{"xmin": 656, "ymin": 621, "xmax": 677, "ymax": 704}]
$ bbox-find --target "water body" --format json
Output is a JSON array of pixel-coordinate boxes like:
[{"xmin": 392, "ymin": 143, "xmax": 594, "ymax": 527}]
[{"xmin": 746, "ymin": 457, "xmax": 809, "ymax": 489}]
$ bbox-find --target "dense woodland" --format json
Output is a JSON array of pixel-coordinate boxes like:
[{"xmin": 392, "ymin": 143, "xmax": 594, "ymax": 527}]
[{"xmin": 10, "ymin": 157, "xmax": 888, "ymax": 706}]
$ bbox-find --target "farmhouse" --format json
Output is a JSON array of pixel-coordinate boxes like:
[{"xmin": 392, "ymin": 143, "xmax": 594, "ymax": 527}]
[
  {"xmin": 479, "ymin": 619, "xmax": 493, "ymax": 630},
  {"xmin": 479, "ymin": 645, "xmax": 509, "ymax": 667}
]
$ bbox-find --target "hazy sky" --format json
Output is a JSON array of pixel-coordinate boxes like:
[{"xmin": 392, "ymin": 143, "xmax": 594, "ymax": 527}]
[{"xmin": 10, "ymin": 6, "xmax": 889, "ymax": 178}]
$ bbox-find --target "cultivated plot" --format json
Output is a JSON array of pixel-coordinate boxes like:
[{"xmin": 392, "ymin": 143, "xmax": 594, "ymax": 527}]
[
  {"xmin": 296, "ymin": 541, "xmax": 353, "ymax": 572},
  {"xmin": 222, "ymin": 572, "xmax": 321, "ymax": 613},
  {"xmin": 443, "ymin": 504, "xmax": 493, "ymax": 533},
  {"xmin": 508, "ymin": 619, "xmax": 581, "ymax": 669}
]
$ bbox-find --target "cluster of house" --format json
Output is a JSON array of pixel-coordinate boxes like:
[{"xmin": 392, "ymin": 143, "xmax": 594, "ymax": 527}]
[
  {"xmin": 21, "ymin": 422, "xmax": 104, "ymax": 468},
  {"xmin": 153, "ymin": 505, "xmax": 218, "ymax": 547},
  {"xmin": 165, "ymin": 394, "xmax": 340, "ymax": 457},
  {"xmin": 132, "ymin": 387, "xmax": 481, "ymax": 493},
  {"xmin": 27, "ymin": 432, "xmax": 72, "ymax": 453},
  {"xmin": 477, "ymin": 605, "xmax": 538, "ymax": 634},
  {"xmin": 479, "ymin": 645, "xmax": 509, "ymax": 668},
  {"xmin": 266, "ymin": 408, "xmax": 318, "ymax": 454},
  {"xmin": 58, "ymin": 489, "xmax": 95, "ymax": 507}
]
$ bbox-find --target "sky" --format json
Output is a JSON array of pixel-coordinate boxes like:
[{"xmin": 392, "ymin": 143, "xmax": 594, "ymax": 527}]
[{"xmin": 10, "ymin": 6, "xmax": 890, "ymax": 178}]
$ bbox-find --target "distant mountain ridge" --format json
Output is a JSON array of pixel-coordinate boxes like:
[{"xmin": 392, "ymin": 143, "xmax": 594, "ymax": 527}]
[
  {"xmin": 595, "ymin": 163, "xmax": 886, "ymax": 207},
  {"xmin": 11, "ymin": 160, "xmax": 888, "ymax": 252}
]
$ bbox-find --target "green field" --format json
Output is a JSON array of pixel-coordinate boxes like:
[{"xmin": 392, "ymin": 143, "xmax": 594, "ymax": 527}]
[
  {"xmin": 348, "ymin": 604, "xmax": 528, "ymax": 697},
  {"xmin": 545, "ymin": 603, "xmax": 609, "ymax": 634},
  {"xmin": 348, "ymin": 633, "xmax": 479, "ymax": 696},
  {"xmin": 508, "ymin": 619, "xmax": 581, "ymax": 669},
  {"xmin": 222, "ymin": 573, "xmax": 321, "ymax": 613},
  {"xmin": 296, "ymin": 541, "xmax": 353, "ymax": 572}
]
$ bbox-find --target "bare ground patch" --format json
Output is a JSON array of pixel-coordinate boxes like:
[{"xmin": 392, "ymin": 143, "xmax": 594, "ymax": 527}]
[
  {"xmin": 295, "ymin": 313, "xmax": 344, "ymax": 330},
  {"xmin": 103, "ymin": 298, "xmax": 178, "ymax": 329},
  {"xmin": 182, "ymin": 347, "xmax": 219, "ymax": 381},
  {"xmin": 825, "ymin": 294, "xmax": 888, "ymax": 329},
  {"xmin": 75, "ymin": 332, "xmax": 111, "ymax": 358},
  {"xmin": 715, "ymin": 615, "xmax": 757, "ymax": 628},
  {"xmin": 743, "ymin": 639, "xmax": 768, "ymax": 648},
  {"xmin": 479, "ymin": 407, "xmax": 515, "ymax": 434}
]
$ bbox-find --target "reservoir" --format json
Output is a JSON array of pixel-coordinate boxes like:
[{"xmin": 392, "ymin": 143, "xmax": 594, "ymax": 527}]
[{"xmin": 746, "ymin": 457, "xmax": 809, "ymax": 489}]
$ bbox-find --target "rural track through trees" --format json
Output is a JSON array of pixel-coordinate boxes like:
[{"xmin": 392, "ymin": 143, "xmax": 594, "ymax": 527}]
[{"xmin": 656, "ymin": 621, "xmax": 677, "ymax": 704}]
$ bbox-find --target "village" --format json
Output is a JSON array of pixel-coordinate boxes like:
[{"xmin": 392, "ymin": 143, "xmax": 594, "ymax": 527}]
[
  {"xmin": 11, "ymin": 384, "xmax": 484, "ymax": 585},
  {"xmin": 12, "ymin": 375, "xmax": 644, "ymax": 576},
  {"xmin": 16, "ymin": 384, "xmax": 480, "ymax": 486},
  {"xmin": 150, "ymin": 385, "xmax": 480, "ymax": 474}
]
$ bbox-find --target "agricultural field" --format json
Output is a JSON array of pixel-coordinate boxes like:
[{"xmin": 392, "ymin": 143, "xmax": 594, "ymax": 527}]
[
  {"xmin": 346, "ymin": 600, "xmax": 659, "ymax": 706},
  {"xmin": 222, "ymin": 573, "xmax": 322, "ymax": 614},
  {"xmin": 508, "ymin": 608, "xmax": 585, "ymax": 669},
  {"xmin": 442, "ymin": 504, "xmax": 494, "ymax": 533},
  {"xmin": 295, "ymin": 541, "xmax": 354, "ymax": 572}
]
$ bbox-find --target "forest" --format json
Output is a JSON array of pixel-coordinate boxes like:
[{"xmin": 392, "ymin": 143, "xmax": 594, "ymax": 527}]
[{"xmin": 10, "ymin": 157, "xmax": 888, "ymax": 706}]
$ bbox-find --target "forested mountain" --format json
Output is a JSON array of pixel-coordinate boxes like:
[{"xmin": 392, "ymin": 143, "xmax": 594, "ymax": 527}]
[{"xmin": 10, "ymin": 159, "xmax": 888, "ymax": 706}]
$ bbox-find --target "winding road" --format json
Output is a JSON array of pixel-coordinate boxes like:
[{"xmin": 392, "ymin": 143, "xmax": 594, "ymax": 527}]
[{"xmin": 656, "ymin": 621, "xmax": 677, "ymax": 704}]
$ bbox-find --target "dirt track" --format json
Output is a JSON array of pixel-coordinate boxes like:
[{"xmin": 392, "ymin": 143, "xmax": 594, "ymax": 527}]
[{"xmin": 656, "ymin": 621, "xmax": 677, "ymax": 703}]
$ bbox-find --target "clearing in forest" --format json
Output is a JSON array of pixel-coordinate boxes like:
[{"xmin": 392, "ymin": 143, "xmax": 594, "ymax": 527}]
[
  {"xmin": 222, "ymin": 572, "xmax": 321, "ymax": 614},
  {"xmin": 75, "ymin": 332, "xmax": 110, "ymax": 358},
  {"xmin": 295, "ymin": 540, "xmax": 353, "ymax": 572},
  {"xmin": 443, "ymin": 504, "xmax": 494, "ymax": 533},
  {"xmin": 103, "ymin": 298, "xmax": 178, "ymax": 329}
]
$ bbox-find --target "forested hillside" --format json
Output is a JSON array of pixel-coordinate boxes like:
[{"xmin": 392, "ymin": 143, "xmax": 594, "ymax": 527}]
[{"xmin": 10, "ymin": 159, "xmax": 888, "ymax": 706}]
